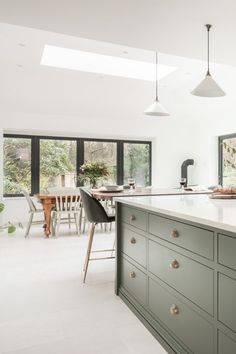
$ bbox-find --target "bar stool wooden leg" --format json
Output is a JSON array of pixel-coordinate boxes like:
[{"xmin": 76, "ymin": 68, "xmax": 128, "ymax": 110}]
[
  {"xmin": 83, "ymin": 223, "xmax": 96, "ymax": 283},
  {"xmin": 83, "ymin": 222, "xmax": 96, "ymax": 270}
]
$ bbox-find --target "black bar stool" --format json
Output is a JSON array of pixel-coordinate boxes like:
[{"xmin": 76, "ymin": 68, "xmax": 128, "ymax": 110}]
[{"xmin": 79, "ymin": 187, "xmax": 115, "ymax": 283}]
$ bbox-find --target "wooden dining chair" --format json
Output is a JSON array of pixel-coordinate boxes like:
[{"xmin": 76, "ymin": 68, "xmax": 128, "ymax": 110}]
[
  {"xmin": 48, "ymin": 187, "xmax": 87, "ymax": 234},
  {"xmin": 52, "ymin": 195, "xmax": 81, "ymax": 237},
  {"xmin": 22, "ymin": 189, "xmax": 45, "ymax": 237}
]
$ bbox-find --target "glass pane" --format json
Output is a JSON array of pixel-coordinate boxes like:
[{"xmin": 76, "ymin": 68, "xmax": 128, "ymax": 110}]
[
  {"xmin": 124, "ymin": 143, "xmax": 151, "ymax": 186},
  {"xmin": 4, "ymin": 137, "xmax": 31, "ymax": 194},
  {"xmin": 84, "ymin": 141, "xmax": 117, "ymax": 185},
  {"xmin": 222, "ymin": 137, "xmax": 236, "ymax": 186},
  {"xmin": 40, "ymin": 139, "xmax": 76, "ymax": 193}
]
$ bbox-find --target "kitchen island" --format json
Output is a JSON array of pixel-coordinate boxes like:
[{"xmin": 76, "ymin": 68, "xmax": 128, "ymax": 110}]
[{"xmin": 114, "ymin": 194, "xmax": 236, "ymax": 354}]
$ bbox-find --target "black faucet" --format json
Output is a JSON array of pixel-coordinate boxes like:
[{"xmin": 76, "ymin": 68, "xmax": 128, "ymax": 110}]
[{"xmin": 181, "ymin": 159, "xmax": 194, "ymax": 186}]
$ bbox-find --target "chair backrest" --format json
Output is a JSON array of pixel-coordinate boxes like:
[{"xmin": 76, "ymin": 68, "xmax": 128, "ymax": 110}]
[
  {"xmin": 47, "ymin": 187, "xmax": 80, "ymax": 195},
  {"xmin": 55, "ymin": 195, "xmax": 80, "ymax": 212},
  {"xmin": 22, "ymin": 189, "xmax": 36, "ymax": 212},
  {"xmin": 79, "ymin": 187, "xmax": 110, "ymax": 223}
]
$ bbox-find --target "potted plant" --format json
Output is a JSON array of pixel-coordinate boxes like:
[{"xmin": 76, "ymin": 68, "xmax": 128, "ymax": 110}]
[
  {"xmin": 78, "ymin": 161, "xmax": 110, "ymax": 188},
  {"xmin": 0, "ymin": 202, "xmax": 16, "ymax": 233}
]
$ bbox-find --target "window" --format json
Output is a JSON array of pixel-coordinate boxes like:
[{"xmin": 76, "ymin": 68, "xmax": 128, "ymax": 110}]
[
  {"xmin": 40, "ymin": 139, "xmax": 77, "ymax": 193},
  {"xmin": 124, "ymin": 143, "xmax": 151, "ymax": 186},
  {"xmin": 84, "ymin": 141, "xmax": 117, "ymax": 185},
  {"xmin": 219, "ymin": 134, "xmax": 236, "ymax": 186},
  {"xmin": 3, "ymin": 135, "xmax": 151, "ymax": 196},
  {"xmin": 3, "ymin": 137, "xmax": 32, "ymax": 195}
]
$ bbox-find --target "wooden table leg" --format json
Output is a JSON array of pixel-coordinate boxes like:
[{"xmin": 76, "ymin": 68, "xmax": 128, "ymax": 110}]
[{"xmin": 42, "ymin": 200, "xmax": 54, "ymax": 237}]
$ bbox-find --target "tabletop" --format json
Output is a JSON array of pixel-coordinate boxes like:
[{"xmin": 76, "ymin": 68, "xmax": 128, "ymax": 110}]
[{"xmin": 92, "ymin": 187, "xmax": 211, "ymax": 200}]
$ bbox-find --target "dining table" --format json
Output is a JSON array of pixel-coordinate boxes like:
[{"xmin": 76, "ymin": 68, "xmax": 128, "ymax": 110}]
[
  {"xmin": 35, "ymin": 194, "xmax": 80, "ymax": 237},
  {"xmin": 92, "ymin": 187, "xmax": 212, "ymax": 201}
]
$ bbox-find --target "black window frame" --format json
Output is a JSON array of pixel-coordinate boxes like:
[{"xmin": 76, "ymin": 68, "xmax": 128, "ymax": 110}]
[
  {"xmin": 218, "ymin": 133, "xmax": 236, "ymax": 186},
  {"xmin": 3, "ymin": 133, "xmax": 152, "ymax": 197}
]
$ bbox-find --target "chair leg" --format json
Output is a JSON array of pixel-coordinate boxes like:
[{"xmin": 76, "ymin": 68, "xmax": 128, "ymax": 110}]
[
  {"xmin": 55, "ymin": 214, "xmax": 61, "ymax": 237},
  {"xmin": 78, "ymin": 208, "xmax": 83, "ymax": 235},
  {"xmin": 25, "ymin": 213, "xmax": 34, "ymax": 238},
  {"xmin": 83, "ymin": 222, "xmax": 95, "ymax": 271},
  {"xmin": 110, "ymin": 237, "xmax": 116, "ymax": 257},
  {"xmin": 74, "ymin": 213, "xmax": 79, "ymax": 236},
  {"xmin": 82, "ymin": 216, "xmax": 87, "ymax": 234},
  {"xmin": 51, "ymin": 213, "xmax": 56, "ymax": 236},
  {"xmin": 68, "ymin": 214, "xmax": 71, "ymax": 229},
  {"xmin": 83, "ymin": 223, "xmax": 96, "ymax": 283}
]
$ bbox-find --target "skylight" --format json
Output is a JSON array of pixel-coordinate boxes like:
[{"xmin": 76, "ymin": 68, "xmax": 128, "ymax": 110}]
[{"xmin": 41, "ymin": 45, "xmax": 176, "ymax": 81}]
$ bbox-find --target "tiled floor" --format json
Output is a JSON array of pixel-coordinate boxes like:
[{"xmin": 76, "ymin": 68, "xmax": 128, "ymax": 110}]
[{"xmin": 0, "ymin": 224, "xmax": 167, "ymax": 354}]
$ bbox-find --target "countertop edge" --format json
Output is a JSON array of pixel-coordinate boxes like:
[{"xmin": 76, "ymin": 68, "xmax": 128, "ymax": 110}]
[{"xmin": 114, "ymin": 197, "xmax": 236, "ymax": 234}]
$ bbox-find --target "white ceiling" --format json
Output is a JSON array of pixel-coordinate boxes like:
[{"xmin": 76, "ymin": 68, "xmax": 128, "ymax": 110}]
[
  {"xmin": 0, "ymin": 0, "xmax": 235, "ymax": 66},
  {"xmin": 0, "ymin": 3, "xmax": 235, "ymax": 126},
  {"xmin": 0, "ymin": 22, "xmax": 208, "ymax": 119}
]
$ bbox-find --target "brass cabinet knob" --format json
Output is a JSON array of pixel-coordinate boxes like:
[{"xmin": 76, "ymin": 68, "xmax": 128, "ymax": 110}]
[
  {"xmin": 171, "ymin": 229, "xmax": 179, "ymax": 238},
  {"xmin": 130, "ymin": 237, "xmax": 136, "ymax": 244},
  {"xmin": 170, "ymin": 259, "xmax": 180, "ymax": 269},
  {"xmin": 129, "ymin": 271, "xmax": 136, "ymax": 278},
  {"xmin": 130, "ymin": 215, "xmax": 136, "ymax": 221},
  {"xmin": 170, "ymin": 304, "xmax": 179, "ymax": 315}
]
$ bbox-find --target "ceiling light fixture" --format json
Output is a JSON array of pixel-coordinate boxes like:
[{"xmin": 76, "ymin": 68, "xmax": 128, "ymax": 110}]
[
  {"xmin": 191, "ymin": 24, "xmax": 225, "ymax": 97},
  {"xmin": 144, "ymin": 52, "xmax": 170, "ymax": 116}
]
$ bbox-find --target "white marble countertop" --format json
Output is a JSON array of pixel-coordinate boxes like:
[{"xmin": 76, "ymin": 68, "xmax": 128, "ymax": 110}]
[{"xmin": 114, "ymin": 194, "xmax": 236, "ymax": 233}]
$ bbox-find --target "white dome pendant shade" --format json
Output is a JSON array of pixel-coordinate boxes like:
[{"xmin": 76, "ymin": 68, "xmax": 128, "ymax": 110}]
[
  {"xmin": 191, "ymin": 24, "xmax": 225, "ymax": 97},
  {"xmin": 144, "ymin": 52, "xmax": 170, "ymax": 116}
]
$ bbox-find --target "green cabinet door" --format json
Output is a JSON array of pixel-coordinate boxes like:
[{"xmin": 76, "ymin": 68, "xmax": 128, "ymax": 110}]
[
  {"xmin": 218, "ymin": 273, "xmax": 236, "ymax": 332},
  {"xmin": 149, "ymin": 240, "xmax": 214, "ymax": 314},
  {"xmin": 120, "ymin": 257, "xmax": 147, "ymax": 306},
  {"xmin": 121, "ymin": 206, "xmax": 147, "ymax": 231},
  {"xmin": 218, "ymin": 234, "xmax": 236, "ymax": 271},
  {"xmin": 149, "ymin": 213, "xmax": 214, "ymax": 260},
  {"xmin": 149, "ymin": 278, "xmax": 214, "ymax": 354},
  {"xmin": 218, "ymin": 331, "xmax": 236, "ymax": 354},
  {"xmin": 121, "ymin": 224, "xmax": 147, "ymax": 268}
]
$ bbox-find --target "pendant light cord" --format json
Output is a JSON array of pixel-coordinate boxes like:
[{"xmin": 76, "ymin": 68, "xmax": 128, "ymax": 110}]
[
  {"xmin": 155, "ymin": 52, "xmax": 158, "ymax": 100},
  {"xmin": 206, "ymin": 24, "xmax": 211, "ymax": 75}
]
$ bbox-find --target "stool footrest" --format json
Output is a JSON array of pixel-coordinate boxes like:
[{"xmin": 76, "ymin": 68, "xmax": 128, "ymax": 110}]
[{"xmin": 88, "ymin": 256, "xmax": 115, "ymax": 261}]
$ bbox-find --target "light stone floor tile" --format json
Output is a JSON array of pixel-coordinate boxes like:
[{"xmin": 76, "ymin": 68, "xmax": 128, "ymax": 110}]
[{"xmin": 0, "ymin": 225, "xmax": 167, "ymax": 354}]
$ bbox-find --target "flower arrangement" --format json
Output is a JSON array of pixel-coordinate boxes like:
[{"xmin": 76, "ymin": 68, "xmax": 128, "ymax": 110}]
[
  {"xmin": 78, "ymin": 161, "xmax": 110, "ymax": 188},
  {"xmin": 0, "ymin": 202, "xmax": 16, "ymax": 233}
]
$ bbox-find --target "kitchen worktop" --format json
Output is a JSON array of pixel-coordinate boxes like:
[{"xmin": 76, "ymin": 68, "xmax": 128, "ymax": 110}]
[{"xmin": 114, "ymin": 194, "xmax": 236, "ymax": 233}]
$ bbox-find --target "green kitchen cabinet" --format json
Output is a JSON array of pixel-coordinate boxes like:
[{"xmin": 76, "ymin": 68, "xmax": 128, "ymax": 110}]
[{"xmin": 116, "ymin": 202, "xmax": 236, "ymax": 354}]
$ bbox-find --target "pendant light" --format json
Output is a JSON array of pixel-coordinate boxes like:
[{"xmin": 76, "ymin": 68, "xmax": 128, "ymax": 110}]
[
  {"xmin": 191, "ymin": 24, "xmax": 225, "ymax": 97},
  {"xmin": 144, "ymin": 52, "xmax": 170, "ymax": 116}
]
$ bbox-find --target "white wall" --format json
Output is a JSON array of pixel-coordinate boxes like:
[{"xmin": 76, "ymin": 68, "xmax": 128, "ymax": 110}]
[{"xmin": 2, "ymin": 59, "xmax": 236, "ymax": 224}]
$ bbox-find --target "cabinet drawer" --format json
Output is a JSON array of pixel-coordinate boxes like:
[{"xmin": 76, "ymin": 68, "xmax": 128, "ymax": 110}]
[
  {"xmin": 121, "ymin": 224, "xmax": 147, "ymax": 267},
  {"xmin": 218, "ymin": 273, "xmax": 236, "ymax": 332},
  {"xmin": 121, "ymin": 206, "xmax": 147, "ymax": 231},
  {"xmin": 149, "ymin": 214, "xmax": 213, "ymax": 260},
  {"xmin": 218, "ymin": 331, "xmax": 236, "ymax": 354},
  {"xmin": 149, "ymin": 240, "xmax": 214, "ymax": 314},
  {"xmin": 218, "ymin": 234, "xmax": 236, "ymax": 271},
  {"xmin": 149, "ymin": 278, "xmax": 214, "ymax": 354},
  {"xmin": 120, "ymin": 257, "xmax": 147, "ymax": 306}
]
